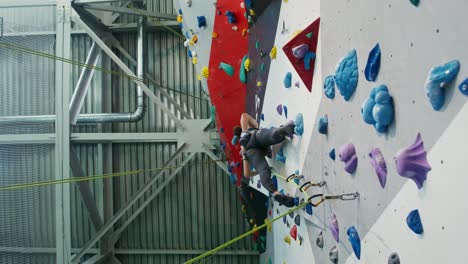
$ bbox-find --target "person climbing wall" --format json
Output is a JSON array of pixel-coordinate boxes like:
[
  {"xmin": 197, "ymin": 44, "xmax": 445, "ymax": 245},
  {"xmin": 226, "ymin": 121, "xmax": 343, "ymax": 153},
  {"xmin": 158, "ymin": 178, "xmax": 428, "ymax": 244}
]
[{"xmin": 234, "ymin": 113, "xmax": 296, "ymax": 207}]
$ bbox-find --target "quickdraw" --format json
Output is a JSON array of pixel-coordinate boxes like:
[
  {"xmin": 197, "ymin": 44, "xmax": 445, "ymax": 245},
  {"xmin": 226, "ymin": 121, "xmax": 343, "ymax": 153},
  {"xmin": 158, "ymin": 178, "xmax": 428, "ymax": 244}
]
[
  {"xmin": 307, "ymin": 192, "xmax": 359, "ymax": 207},
  {"xmin": 285, "ymin": 173, "xmax": 305, "ymax": 182},
  {"xmin": 299, "ymin": 180, "xmax": 327, "ymax": 191}
]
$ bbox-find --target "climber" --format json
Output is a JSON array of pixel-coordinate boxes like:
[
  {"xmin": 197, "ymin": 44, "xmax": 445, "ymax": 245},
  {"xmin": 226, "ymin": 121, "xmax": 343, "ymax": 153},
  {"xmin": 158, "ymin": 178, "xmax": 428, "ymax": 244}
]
[{"xmin": 233, "ymin": 113, "xmax": 296, "ymax": 207}]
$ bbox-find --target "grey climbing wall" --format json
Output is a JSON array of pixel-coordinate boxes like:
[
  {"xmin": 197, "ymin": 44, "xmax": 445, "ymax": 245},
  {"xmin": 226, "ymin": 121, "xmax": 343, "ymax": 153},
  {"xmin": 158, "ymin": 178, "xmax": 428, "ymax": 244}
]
[{"xmin": 302, "ymin": 0, "xmax": 468, "ymax": 263}]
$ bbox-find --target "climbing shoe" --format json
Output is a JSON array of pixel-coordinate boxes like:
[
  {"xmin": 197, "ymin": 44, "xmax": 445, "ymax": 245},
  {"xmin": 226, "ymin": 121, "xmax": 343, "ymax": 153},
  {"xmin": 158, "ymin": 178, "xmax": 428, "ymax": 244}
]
[{"xmin": 273, "ymin": 193, "xmax": 295, "ymax": 208}]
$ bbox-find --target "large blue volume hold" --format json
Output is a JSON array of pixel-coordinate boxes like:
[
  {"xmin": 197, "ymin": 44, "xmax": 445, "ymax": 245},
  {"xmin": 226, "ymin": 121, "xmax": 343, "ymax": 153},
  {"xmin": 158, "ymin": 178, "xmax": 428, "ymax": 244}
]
[
  {"xmin": 324, "ymin": 75, "xmax": 336, "ymax": 99},
  {"xmin": 361, "ymin": 85, "xmax": 394, "ymax": 133},
  {"xmin": 425, "ymin": 60, "xmax": 460, "ymax": 111},
  {"xmin": 365, "ymin": 43, "xmax": 381, "ymax": 82},
  {"xmin": 335, "ymin": 49, "xmax": 359, "ymax": 101}
]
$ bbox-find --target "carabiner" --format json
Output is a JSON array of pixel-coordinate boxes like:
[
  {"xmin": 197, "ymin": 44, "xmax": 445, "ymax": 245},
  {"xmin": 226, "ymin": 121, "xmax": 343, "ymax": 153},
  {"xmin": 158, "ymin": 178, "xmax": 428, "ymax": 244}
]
[
  {"xmin": 286, "ymin": 173, "xmax": 304, "ymax": 182},
  {"xmin": 339, "ymin": 192, "xmax": 359, "ymax": 201},
  {"xmin": 307, "ymin": 194, "xmax": 325, "ymax": 207},
  {"xmin": 299, "ymin": 181, "xmax": 312, "ymax": 192}
]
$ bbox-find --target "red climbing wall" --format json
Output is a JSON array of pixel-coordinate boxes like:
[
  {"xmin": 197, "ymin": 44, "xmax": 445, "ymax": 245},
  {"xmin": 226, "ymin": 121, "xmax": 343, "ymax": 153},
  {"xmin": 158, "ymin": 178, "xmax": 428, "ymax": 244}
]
[{"xmin": 208, "ymin": 0, "xmax": 249, "ymax": 183}]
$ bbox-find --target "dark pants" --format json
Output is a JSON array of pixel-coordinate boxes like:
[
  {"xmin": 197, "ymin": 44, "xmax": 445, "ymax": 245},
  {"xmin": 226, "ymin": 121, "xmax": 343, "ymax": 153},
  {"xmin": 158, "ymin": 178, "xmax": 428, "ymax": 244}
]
[{"xmin": 242, "ymin": 125, "xmax": 293, "ymax": 194}]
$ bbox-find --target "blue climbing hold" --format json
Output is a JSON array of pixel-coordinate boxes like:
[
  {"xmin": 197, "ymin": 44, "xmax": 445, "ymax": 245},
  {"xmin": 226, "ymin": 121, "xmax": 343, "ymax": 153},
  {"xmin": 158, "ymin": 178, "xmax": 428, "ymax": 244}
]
[
  {"xmin": 294, "ymin": 214, "xmax": 301, "ymax": 226},
  {"xmin": 235, "ymin": 161, "xmax": 240, "ymax": 167},
  {"xmin": 272, "ymin": 175, "xmax": 278, "ymax": 190},
  {"xmin": 335, "ymin": 49, "xmax": 359, "ymax": 101},
  {"xmin": 220, "ymin": 141, "xmax": 226, "ymax": 151},
  {"xmin": 304, "ymin": 51, "xmax": 316, "ymax": 71},
  {"xmin": 294, "ymin": 113, "xmax": 304, "ymax": 136},
  {"xmin": 284, "ymin": 72, "xmax": 292, "ymax": 88},
  {"xmin": 225, "ymin": 11, "xmax": 237, "ymax": 24},
  {"xmin": 197, "ymin": 16, "xmax": 207, "ymax": 28},
  {"xmin": 187, "ymin": 49, "xmax": 192, "ymax": 57},
  {"xmin": 276, "ymin": 147, "xmax": 286, "ymax": 163},
  {"xmin": 283, "ymin": 215, "xmax": 287, "ymax": 224},
  {"xmin": 295, "ymin": 169, "xmax": 300, "ymax": 175},
  {"xmin": 365, "ymin": 43, "xmax": 381, "ymax": 82},
  {"xmin": 407, "ymin": 209, "xmax": 424, "ymax": 234},
  {"xmin": 361, "ymin": 84, "xmax": 394, "ymax": 133},
  {"xmin": 229, "ymin": 173, "xmax": 237, "ymax": 184},
  {"xmin": 231, "ymin": 135, "xmax": 239, "ymax": 145},
  {"xmin": 294, "ymin": 197, "xmax": 300, "ymax": 206},
  {"xmin": 305, "ymin": 203, "xmax": 313, "ymax": 215},
  {"xmin": 425, "ymin": 60, "xmax": 460, "ymax": 111},
  {"xmin": 329, "ymin": 148, "xmax": 336, "ymax": 160},
  {"xmin": 260, "ymin": 113, "xmax": 265, "ymax": 121},
  {"xmin": 293, "ymin": 179, "xmax": 300, "ymax": 185},
  {"xmin": 458, "ymin": 78, "xmax": 468, "ymax": 96},
  {"xmin": 178, "ymin": 8, "xmax": 183, "ymax": 15},
  {"xmin": 318, "ymin": 115, "xmax": 328, "ymax": 135},
  {"xmin": 220, "ymin": 127, "xmax": 225, "ymax": 133},
  {"xmin": 185, "ymin": 31, "xmax": 190, "ymax": 39},
  {"xmin": 283, "ymin": 105, "xmax": 288, "ymax": 119},
  {"xmin": 347, "ymin": 226, "xmax": 361, "ymax": 260},
  {"xmin": 324, "ymin": 75, "xmax": 335, "ymax": 99}
]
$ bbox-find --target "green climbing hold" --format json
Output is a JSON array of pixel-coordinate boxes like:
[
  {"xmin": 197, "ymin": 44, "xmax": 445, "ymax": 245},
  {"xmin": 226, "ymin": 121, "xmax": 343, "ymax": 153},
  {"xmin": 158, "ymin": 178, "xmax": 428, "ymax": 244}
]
[
  {"xmin": 306, "ymin": 32, "xmax": 313, "ymax": 39},
  {"xmin": 210, "ymin": 106, "xmax": 216, "ymax": 123},
  {"xmin": 256, "ymin": 40, "xmax": 260, "ymax": 50},
  {"xmin": 219, "ymin": 62, "xmax": 235, "ymax": 76},
  {"xmin": 260, "ymin": 63, "xmax": 265, "ymax": 72},
  {"xmin": 410, "ymin": 0, "xmax": 419, "ymax": 6},
  {"xmin": 240, "ymin": 55, "xmax": 248, "ymax": 83}
]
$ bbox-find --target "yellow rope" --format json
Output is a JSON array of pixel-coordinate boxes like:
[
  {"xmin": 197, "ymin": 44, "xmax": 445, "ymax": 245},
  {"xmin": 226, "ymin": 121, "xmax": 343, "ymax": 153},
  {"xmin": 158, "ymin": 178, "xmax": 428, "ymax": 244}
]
[{"xmin": 0, "ymin": 159, "xmax": 224, "ymax": 191}]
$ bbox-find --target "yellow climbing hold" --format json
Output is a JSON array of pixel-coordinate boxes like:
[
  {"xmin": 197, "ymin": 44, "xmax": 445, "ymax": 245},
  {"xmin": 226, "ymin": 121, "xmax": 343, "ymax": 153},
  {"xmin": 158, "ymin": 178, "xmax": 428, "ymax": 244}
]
[
  {"xmin": 293, "ymin": 30, "xmax": 303, "ymax": 38},
  {"xmin": 242, "ymin": 28, "xmax": 248, "ymax": 37},
  {"xmin": 265, "ymin": 218, "xmax": 272, "ymax": 232},
  {"xmin": 212, "ymin": 32, "xmax": 218, "ymax": 38},
  {"xmin": 257, "ymin": 81, "xmax": 262, "ymax": 87},
  {"xmin": 270, "ymin": 46, "xmax": 277, "ymax": 60},
  {"xmin": 244, "ymin": 58, "xmax": 251, "ymax": 72},
  {"xmin": 191, "ymin": 35, "xmax": 198, "ymax": 44},
  {"xmin": 249, "ymin": 219, "xmax": 254, "ymax": 225},
  {"xmin": 192, "ymin": 56, "xmax": 198, "ymax": 65},
  {"xmin": 284, "ymin": 235, "xmax": 291, "ymax": 245},
  {"xmin": 177, "ymin": 14, "xmax": 183, "ymax": 23},
  {"xmin": 197, "ymin": 74, "xmax": 201, "ymax": 81},
  {"xmin": 241, "ymin": 205, "xmax": 246, "ymax": 213},
  {"xmin": 284, "ymin": 0, "xmax": 289, "ymax": 2},
  {"xmin": 249, "ymin": 9, "xmax": 256, "ymax": 16},
  {"xmin": 253, "ymin": 224, "xmax": 258, "ymax": 230},
  {"xmin": 201, "ymin": 66, "xmax": 209, "ymax": 78}
]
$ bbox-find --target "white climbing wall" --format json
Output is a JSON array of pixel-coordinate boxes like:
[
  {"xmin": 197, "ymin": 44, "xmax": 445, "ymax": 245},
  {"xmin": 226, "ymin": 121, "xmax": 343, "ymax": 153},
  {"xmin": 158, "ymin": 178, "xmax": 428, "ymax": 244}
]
[{"xmin": 259, "ymin": 0, "xmax": 468, "ymax": 263}]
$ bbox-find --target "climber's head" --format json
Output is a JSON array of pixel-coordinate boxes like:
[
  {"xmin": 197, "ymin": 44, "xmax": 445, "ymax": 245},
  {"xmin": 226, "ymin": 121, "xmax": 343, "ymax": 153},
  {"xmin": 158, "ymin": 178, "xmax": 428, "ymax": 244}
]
[{"xmin": 233, "ymin": 126, "xmax": 242, "ymax": 138}]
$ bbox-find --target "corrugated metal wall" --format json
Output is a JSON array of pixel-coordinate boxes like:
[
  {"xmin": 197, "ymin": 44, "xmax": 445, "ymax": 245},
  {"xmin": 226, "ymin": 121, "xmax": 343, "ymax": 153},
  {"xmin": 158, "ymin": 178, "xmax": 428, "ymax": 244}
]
[{"xmin": 0, "ymin": 1, "xmax": 258, "ymax": 263}]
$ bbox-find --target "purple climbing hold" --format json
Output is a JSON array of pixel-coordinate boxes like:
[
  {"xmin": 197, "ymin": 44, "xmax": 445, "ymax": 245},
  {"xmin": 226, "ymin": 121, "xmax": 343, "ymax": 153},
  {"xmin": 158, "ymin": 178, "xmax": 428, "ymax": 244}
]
[
  {"xmin": 257, "ymin": 180, "xmax": 261, "ymax": 189},
  {"xmin": 292, "ymin": 44, "xmax": 309, "ymax": 59},
  {"xmin": 394, "ymin": 133, "xmax": 431, "ymax": 189},
  {"xmin": 277, "ymin": 104, "xmax": 283, "ymax": 115},
  {"xmin": 369, "ymin": 148, "xmax": 387, "ymax": 188},
  {"xmin": 339, "ymin": 143, "xmax": 358, "ymax": 174},
  {"xmin": 407, "ymin": 209, "xmax": 424, "ymax": 234},
  {"xmin": 283, "ymin": 105, "xmax": 288, "ymax": 119},
  {"xmin": 329, "ymin": 213, "xmax": 339, "ymax": 243},
  {"xmin": 365, "ymin": 43, "xmax": 381, "ymax": 82}
]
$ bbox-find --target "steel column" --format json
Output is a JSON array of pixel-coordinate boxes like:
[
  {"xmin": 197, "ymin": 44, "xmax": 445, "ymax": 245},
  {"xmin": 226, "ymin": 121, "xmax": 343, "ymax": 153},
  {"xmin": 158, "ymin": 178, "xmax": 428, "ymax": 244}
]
[{"xmin": 54, "ymin": 2, "xmax": 72, "ymax": 263}]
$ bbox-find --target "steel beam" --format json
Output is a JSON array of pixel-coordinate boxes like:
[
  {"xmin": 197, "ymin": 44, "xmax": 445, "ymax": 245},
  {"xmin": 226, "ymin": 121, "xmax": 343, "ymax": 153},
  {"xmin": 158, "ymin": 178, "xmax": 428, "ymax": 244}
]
[
  {"xmin": 55, "ymin": 2, "xmax": 72, "ymax": 263},
  {"xmin": 112, "ymin": 152, "xmax": 196, "ymax": 242},
  {"xmin": 0, "ymin": 133, "xmax": 182, "ymax": 144},
  {"xmin": 71, "ymin": 8, "xmax": 186, "ymax": 129},
  {"xmin": 0, "ymin": 247, "xmax": 259, "ymax": 256},
  {"xmin": 108, "ymin": 21, "xmax": 179, "ymax": 32},
  {"xmin": 70, "ymin": 148, "xmax": 104, "ymax": 230},
  {"xmin": 0, "ymin": 134, "xmax": 55, "ymax": 144},
  {"xmin": 71, "ymin": 144, "xmax": 186, "ymax": 263},
  {"xmin": 203, "ymin": 145, "xmax": 229, "ymax": 175},
  {"xmin": 82, "ymin": 4, "xmax": 176, "ymax": 20}
]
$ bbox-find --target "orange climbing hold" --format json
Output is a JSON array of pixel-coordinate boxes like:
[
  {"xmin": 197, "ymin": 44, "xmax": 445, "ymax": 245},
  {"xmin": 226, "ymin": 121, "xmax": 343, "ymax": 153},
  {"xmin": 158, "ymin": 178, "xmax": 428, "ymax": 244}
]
[
  {"xmin": 212, "ymin": 32, "xmax": 218, "ymax": 38},
  {"xmin": 242, "ymin": 28, "xmax": 248, "ymax": 37},
  {"xmin": 191, "ymin": 35, "xmax": 198, "ymax": 44}
]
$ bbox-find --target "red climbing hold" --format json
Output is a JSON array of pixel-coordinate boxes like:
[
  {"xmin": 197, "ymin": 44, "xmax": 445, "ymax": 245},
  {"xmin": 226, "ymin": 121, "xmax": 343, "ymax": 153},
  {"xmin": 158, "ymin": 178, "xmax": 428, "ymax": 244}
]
[{"xmin": 290, "ymin": 225, "xmax": 298, "ymax": 240}]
